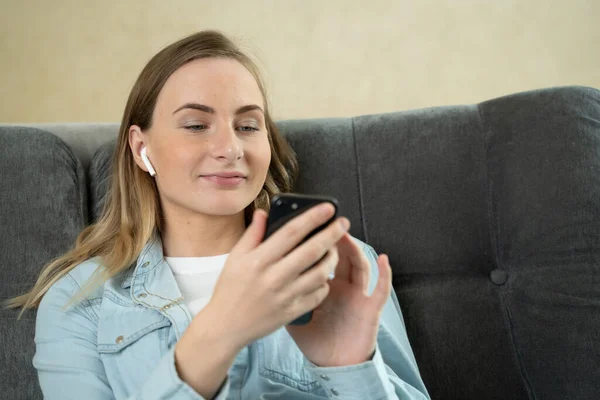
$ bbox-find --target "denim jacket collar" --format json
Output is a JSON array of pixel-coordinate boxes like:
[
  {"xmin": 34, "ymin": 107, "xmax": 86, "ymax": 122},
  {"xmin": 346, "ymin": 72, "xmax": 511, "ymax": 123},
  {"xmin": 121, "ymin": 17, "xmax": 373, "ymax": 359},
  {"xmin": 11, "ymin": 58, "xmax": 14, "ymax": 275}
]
[
  {"xmin": 120, "ymin": 232, "xmax": 162, "ymax": 290},
  {"xmin": 119, "ymin": 232, "xmax": 192, "ymax": 339}
]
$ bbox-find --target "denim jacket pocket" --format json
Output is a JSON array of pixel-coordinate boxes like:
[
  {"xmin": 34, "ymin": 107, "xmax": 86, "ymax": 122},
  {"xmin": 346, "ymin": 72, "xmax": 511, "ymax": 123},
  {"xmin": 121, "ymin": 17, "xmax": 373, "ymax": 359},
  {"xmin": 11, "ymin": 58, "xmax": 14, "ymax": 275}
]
[
  {"xmin": 97, "ymin": 306, "xmax": 171, "ymax": 395},
  {"xmin": 97, "ymin": 307, "xmax": 170, "ymax": 353},
  {"xmin": 257, "ymin": 328, "xmax": 321, "ymax": 393}
]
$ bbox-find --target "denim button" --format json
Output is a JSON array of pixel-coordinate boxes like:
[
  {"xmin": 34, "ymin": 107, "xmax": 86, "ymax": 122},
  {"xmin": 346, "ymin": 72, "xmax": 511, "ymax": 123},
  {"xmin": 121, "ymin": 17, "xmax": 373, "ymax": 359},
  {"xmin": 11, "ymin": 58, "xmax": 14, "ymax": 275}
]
[
  {"xmin": 330, "ymin": 388, "xmax": 339, "ymax": 396},
  {"xmin": 320, "ymin": 374, "xmax": 330, "ymax": 381},
  {"xmin": 490, "ymin": 269, "xmax": 508, "ymax": 285},
  {"xmin": 138, "ymin": 293, "xmax": 147, "ymax": 298},
  {"xmin": 141, "ymin": 261, "xmax": 150, "ymax": 268},
  {"xmin": 115, "ymin": 335, "xmax": 124, "ymax": 344}
]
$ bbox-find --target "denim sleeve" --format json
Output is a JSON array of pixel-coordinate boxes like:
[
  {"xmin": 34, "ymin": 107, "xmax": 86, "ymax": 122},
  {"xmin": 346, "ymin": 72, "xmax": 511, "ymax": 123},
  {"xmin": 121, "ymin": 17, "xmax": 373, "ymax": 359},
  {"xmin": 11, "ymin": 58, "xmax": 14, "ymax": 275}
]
[
  {"xmin": 34, "ymin": 273, "xmax": 230, "ymax": 400},
  {"xmin": 303, "ymin": 243, "xmax": 430, "ymax": 400}
]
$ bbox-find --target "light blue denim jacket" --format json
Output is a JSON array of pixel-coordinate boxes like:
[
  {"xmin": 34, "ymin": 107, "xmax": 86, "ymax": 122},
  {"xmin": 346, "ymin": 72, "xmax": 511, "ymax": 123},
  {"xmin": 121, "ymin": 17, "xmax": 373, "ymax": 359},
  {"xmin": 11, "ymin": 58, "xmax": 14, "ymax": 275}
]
[{"xmin": 34, "ymin": 234, "xmax": 430, "ymax": 400}]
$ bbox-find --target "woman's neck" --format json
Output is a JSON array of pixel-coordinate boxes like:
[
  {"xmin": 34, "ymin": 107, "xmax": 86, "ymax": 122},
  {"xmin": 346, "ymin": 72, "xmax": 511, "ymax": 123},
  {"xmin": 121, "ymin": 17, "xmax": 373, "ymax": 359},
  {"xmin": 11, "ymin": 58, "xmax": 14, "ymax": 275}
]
[{"xmin": 160, "ymin": 208, "xmax": 247, "ymax": 257}]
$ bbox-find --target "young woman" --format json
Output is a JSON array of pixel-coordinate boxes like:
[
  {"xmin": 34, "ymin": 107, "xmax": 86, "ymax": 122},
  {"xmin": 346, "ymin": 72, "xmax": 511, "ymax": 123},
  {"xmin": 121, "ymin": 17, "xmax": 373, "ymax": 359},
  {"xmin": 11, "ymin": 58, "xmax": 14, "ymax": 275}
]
[{"xmin": 9, "ymin": 31, "xmax": 430, "ymax": 399}]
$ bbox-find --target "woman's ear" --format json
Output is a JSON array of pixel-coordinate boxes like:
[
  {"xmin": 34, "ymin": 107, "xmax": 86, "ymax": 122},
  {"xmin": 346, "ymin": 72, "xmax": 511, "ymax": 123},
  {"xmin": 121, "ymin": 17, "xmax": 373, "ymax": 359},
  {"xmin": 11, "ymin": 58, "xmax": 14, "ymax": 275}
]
[{"xmin": 128, "ymin": 125, "xmax": 155, "ymax": 176}]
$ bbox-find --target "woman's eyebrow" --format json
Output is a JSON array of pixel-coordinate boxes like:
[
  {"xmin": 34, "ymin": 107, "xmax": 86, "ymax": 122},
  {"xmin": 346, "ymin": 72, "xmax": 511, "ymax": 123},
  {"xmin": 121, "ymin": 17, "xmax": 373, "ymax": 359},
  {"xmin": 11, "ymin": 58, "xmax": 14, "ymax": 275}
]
[
  {"xmin": 172, "ymin": 103, "xmax": 264, "ymax": 115},
  {"xmin": 172, "ymin": 103, "xmax": 214, "ymax": 115},
  {"xmin": 235, "ymin": 104, "xmax": 264, "ymax": 115}
]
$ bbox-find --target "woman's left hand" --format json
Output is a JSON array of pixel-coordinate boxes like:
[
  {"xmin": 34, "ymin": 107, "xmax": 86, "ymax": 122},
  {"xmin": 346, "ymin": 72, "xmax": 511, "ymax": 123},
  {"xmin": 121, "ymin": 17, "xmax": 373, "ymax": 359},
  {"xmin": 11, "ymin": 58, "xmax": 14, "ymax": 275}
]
[{"xmin": 286, "ymin": 232, "xmax": 393, "ymax": 367}]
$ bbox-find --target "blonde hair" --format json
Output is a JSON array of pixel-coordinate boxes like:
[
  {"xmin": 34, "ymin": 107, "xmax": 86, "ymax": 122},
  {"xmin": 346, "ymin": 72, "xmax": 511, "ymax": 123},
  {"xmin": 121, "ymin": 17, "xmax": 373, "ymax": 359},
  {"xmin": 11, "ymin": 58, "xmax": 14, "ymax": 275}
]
[{"xmin": 6, "ymin": 30, "xmax": 298, "ymax": 316}]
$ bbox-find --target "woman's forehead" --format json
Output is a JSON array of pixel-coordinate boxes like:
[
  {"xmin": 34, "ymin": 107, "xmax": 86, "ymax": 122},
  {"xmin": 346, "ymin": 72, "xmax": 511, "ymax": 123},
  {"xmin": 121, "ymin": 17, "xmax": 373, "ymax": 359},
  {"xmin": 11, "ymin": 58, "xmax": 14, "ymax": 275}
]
[{"xmin": 155, "ymin": 58, "xmax": 265, "ymax": 114}]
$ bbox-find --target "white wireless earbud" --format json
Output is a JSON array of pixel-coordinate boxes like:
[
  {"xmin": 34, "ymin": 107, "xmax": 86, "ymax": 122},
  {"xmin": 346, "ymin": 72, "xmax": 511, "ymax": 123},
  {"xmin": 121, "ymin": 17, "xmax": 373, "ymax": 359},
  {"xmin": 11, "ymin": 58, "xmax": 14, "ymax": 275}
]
[{"xmin": 140, "ymin": 147, "xmax": 156, "ymax": 177}]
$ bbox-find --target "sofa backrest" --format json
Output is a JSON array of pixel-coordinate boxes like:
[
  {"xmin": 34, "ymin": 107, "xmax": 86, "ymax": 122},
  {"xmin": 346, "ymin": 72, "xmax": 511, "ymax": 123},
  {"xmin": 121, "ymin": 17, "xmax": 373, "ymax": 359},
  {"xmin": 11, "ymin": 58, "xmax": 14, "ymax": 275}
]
[
  {"xmin": 2, "ymin": 86, "xmax": 600, "ymax": 399},
  {"xmin": 0, "ymin": 127, "xmax": 88, "ymax": 400}
]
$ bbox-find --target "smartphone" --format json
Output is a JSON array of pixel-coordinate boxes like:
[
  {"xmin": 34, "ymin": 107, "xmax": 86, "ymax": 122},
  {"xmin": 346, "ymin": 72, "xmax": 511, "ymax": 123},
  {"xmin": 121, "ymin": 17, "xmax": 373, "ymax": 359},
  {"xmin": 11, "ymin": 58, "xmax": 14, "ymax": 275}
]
[{"xmin": 264, "ymin": 193, "xmax": 339, "ymax": 325}]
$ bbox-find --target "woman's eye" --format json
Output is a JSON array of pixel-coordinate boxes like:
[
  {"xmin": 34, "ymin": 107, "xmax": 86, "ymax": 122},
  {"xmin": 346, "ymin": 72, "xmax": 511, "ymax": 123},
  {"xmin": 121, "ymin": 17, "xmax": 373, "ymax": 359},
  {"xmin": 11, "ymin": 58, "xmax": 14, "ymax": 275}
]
[
  {"xmin": 185, "ymin": 124, "xmax": 207, "ymax": 132},
  {"xmin": 238, "ymin": 125, "xmax": 259, "ymax": 133}
]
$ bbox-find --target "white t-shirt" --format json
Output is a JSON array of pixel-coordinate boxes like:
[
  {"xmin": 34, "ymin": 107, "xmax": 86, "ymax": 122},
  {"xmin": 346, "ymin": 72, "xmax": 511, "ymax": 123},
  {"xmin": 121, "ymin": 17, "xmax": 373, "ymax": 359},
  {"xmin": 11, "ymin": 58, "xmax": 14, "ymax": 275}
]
[{"xmin": 165, "ymin": 254, "xmax": 228, "ymax": 317}]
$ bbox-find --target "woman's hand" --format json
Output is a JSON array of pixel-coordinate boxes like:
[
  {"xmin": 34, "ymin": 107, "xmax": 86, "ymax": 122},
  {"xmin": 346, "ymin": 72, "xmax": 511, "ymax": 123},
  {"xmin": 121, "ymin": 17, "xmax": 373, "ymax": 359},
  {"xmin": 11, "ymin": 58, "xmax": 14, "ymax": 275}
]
[
  {"xmin": 175, "ymin": 204, "xmax": 348, "ymax": 395},
  {"xmin": 286, "ymin": 232, "xmax": 393, "ymax": 367},
  {"xmin": 179, "ymin": 203, "xmax": 349, "ymax": 353}
]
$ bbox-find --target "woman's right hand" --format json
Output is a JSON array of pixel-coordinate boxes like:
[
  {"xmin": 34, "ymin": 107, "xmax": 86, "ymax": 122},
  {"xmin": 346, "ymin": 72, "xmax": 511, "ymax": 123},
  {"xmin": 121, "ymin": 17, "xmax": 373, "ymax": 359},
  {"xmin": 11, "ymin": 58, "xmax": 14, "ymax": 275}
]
[
  {"xmin": 210, "ymin": 202, "xmax": 349, "ymax": 348},
  {"xmin": 174, "ymin": 203, "xmax": 349, "ymax": 397}
]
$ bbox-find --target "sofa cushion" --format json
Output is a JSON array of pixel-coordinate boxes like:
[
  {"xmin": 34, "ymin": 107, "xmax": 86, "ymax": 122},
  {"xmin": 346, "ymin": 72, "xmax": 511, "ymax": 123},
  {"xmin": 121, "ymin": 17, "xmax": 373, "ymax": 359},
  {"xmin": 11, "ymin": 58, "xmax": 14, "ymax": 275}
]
[
  {"xmin": 353, "ymin": 103, "xmax": 528, "ymax": 399},
  {"xmin": 478, "ymin": 86, "xmax": 600, "ymax": 399},
  {"xmin": 0, "ymin": 126, "xmax": 87, "ymax": 399}
]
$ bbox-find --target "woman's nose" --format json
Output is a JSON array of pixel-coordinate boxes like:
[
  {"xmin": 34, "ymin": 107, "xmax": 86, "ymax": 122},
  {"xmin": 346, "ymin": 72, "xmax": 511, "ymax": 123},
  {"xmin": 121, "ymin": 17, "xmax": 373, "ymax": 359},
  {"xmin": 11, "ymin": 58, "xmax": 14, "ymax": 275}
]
[{"xmin": 210, "ymin": 125, "xmax": 243, "ymax": 162}]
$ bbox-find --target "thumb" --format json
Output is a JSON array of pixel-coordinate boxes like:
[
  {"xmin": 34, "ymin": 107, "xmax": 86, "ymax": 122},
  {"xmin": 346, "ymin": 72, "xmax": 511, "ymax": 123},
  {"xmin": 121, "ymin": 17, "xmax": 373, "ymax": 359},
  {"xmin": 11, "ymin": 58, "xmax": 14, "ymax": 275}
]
[{"xmin": 234, "ymin": 209, "xmax": 268, "ymax": 253}]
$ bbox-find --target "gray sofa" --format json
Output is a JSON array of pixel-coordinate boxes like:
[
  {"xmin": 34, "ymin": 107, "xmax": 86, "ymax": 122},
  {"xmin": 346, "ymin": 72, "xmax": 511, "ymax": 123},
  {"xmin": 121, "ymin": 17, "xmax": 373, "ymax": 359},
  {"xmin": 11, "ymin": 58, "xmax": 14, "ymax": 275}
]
[{"xmin": 1, "ymin": 86, "xmax": 599, "ymax": 400}]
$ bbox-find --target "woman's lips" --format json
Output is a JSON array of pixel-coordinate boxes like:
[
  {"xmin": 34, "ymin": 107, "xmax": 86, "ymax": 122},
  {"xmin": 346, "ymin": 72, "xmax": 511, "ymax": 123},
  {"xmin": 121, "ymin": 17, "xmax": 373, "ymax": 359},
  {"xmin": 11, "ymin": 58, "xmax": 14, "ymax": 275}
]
[{"xmin": 200, "ymin": 175, "xmax": 246, "ymax": 186}]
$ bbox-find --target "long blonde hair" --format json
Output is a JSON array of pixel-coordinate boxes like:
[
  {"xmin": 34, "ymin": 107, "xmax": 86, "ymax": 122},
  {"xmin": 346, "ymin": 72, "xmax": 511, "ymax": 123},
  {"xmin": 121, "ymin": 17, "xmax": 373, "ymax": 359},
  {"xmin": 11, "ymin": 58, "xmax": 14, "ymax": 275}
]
[{"xmin": 6, "ymin": 30, "xmax": 298, "ymax": 316}]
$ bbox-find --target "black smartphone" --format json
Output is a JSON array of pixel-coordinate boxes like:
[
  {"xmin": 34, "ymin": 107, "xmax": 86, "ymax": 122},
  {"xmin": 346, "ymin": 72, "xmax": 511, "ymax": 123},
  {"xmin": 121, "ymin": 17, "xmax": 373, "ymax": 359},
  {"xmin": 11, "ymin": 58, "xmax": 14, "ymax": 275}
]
[{"xmin": 264, "ymin": 193, "xmax": 339, "ymax": 325}]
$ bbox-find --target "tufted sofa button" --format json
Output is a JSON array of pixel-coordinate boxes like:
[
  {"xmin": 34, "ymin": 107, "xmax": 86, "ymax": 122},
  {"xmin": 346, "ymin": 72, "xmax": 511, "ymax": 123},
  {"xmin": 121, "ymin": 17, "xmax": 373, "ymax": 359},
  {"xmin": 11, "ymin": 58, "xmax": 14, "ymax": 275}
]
[{"xmin": 490, "ymin": 269, "xmax": 508, "ymax": 285}]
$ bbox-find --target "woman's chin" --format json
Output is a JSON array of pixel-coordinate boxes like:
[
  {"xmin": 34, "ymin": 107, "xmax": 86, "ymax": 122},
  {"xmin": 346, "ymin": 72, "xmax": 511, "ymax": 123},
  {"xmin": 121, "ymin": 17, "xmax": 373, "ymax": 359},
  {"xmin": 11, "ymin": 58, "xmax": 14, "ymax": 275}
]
[{"xmin": 195, "ymin": 199, "xmax": 253, "ymax": 217}]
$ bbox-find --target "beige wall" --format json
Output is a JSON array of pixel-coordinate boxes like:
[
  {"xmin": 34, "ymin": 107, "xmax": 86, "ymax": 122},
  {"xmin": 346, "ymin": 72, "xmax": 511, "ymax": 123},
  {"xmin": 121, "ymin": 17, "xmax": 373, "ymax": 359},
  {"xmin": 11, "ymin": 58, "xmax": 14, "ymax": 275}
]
[{"xmin": 1, "ymin": 0, "xmax": 599, "ymax": 123}]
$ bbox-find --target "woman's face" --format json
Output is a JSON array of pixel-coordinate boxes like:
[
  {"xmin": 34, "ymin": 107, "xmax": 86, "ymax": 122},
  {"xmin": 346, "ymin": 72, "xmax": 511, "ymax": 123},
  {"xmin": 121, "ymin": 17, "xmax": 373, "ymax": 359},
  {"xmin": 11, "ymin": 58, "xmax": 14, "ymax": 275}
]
[{"xmin": 131, "ymin": 57, "xmax": 271, "ymax": 220}]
